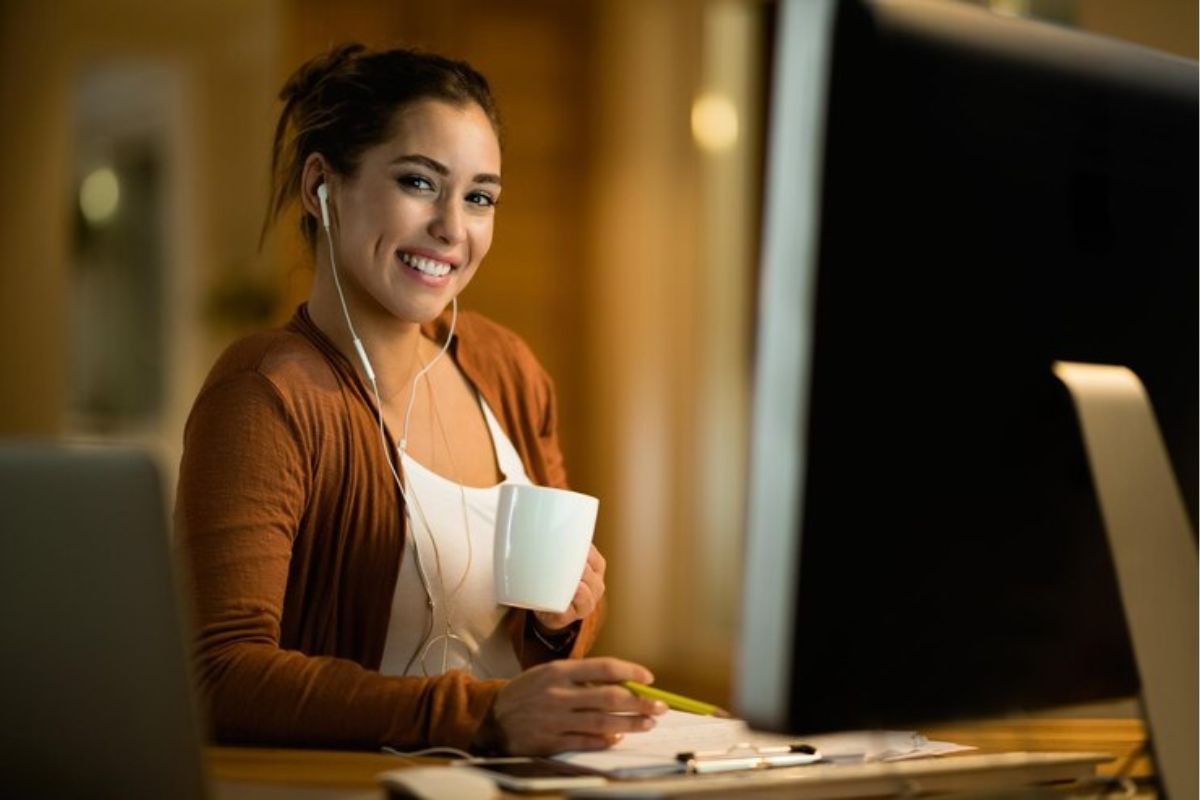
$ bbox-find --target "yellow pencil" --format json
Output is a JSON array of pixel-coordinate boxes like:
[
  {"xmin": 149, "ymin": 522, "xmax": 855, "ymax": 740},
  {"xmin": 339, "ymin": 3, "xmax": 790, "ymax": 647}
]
[{"xmin": 620, "ymin": 680, "xmax": 729, "ymax": 717}]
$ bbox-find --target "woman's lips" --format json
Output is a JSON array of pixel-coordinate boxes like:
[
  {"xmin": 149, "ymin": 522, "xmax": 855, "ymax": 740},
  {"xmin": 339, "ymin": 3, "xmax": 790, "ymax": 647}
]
[{"xmin": 398, "ymin": 250, "xmax": 455, "ymax": 277}]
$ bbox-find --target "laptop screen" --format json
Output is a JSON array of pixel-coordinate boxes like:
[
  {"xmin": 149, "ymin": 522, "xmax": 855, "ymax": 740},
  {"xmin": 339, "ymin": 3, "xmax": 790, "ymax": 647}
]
[{"xmin": 0, "ymin": 444, "xmax": 209, "ymax": 798}]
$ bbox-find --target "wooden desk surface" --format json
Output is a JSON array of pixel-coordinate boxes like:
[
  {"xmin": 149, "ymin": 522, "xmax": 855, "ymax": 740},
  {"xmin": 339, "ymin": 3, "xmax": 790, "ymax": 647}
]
[
  {"xmin": 922, "ymin": 717, "xmax": 1150, "ymax": 778},
  {"xmin": 210, "ymin": 745, "xmax": 406, "ymax": 788},
  {"xmin": 208, "ymin": 717, "xmax": 1150, "ymax": 796}
]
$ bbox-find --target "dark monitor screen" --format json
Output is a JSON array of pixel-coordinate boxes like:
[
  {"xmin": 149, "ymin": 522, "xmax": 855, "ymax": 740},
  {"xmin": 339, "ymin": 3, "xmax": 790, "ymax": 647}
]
[{"xmin": 736, "ymin": 0, "xmax": 1196, "ymax": 736}]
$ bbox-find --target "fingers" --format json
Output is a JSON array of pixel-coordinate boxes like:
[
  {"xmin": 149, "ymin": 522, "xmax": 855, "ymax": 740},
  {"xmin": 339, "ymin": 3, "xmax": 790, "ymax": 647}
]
[
  {"xmin": 570, "ymin": 558, "xmax": 605, "ymax": 618},
  {"xmin": 536, "ymin": 565, "xmax": 605, "ymax": 630},
  {"xmin": 544, "ymin": 547, "xmax": 606, "ymax": 627},
  {"xmin": 533, "ymin": 608, "xmax": 569, "ymax": 631},
  {"xmin": 582, "ymin": 550, "xmax": 607, "ymax": 596},
  {"xmin": 570, "ymin": 581, "xmax": 596, "ymax": 620},
  {"xmin": 490, "ymin": 659, "xmax": 663, "ymax": 756},
  {"xmin": 554, "ymin": 733, "xmax": 620, "ymax": 753},
  {"xmin": 580, "ymin": 562, "xmax": 605, "ymax": 598},
  {"xmin": 566, "ymin": 710, "xmax": 659, "ymax": 736},
  {"xmin": 508, "ymin": 729, "xmax": 620, "ymax": 757},
  {"xmin": 586, "ymin": 545, "xmax": 607, "ymax": 575},
  {"xmin": 569, "ymin": 684, "xmax": 669, "ymax": 716},
  {"xmin": 558, "ymin": 656, "xmax": 654, "ymax": 686}
]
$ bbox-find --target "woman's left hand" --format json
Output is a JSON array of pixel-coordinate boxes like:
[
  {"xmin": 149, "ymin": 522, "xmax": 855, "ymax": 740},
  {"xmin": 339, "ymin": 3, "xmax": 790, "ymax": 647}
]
[{"xmin": 534, "ymin": 545, "xmax": 606, "ymax": 631}]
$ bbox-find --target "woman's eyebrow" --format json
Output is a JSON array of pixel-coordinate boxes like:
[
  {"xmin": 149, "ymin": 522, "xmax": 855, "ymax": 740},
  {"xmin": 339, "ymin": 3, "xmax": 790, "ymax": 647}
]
[{"xmin": 391, "ymin": 153, "xmax": 501, "ymax": 186}]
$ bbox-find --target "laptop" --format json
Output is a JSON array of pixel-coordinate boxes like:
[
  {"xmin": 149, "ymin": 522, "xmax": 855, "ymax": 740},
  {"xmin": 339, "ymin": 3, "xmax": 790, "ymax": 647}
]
[{"xmin": 0, "ymin": 443, "xmax": 210, "ymax": 798}]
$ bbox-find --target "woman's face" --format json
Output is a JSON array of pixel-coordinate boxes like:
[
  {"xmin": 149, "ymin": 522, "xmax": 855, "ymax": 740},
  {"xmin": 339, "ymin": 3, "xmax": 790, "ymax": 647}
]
[{"xmin": 329, "ymin": 99, "xmax": 501, "ymax": 324}]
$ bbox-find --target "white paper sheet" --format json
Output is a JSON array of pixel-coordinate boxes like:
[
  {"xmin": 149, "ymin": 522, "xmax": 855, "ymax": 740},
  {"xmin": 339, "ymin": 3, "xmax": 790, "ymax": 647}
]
[{"xmin": 553, "ymin": 710, "xmax": 974, "ymax": 777}]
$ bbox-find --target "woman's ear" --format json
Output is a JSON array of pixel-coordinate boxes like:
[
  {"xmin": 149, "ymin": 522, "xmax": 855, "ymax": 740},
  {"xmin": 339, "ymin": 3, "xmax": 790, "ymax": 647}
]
[{"xmin": 300, "ymin": 152, "xmax": 332, "ymax": 227}]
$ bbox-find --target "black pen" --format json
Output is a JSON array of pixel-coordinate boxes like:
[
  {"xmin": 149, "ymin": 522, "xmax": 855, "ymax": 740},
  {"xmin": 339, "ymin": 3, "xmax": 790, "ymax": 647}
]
[
  {"xmin": 677, "ymin": 743, "xmax": 816, "ymax": 760},
  {"xmin": 753, "ymin": 744, "xmax": 818, "ymax": 756},
  {"xmin": 676, "ymin": 744, "xmax": 821, "ymax": 774}
]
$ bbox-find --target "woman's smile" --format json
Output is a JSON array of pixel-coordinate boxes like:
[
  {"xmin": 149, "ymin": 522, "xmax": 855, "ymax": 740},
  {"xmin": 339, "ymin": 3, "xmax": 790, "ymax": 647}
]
[
  {"xmin": 328, "ymin": 98, "xmax": 502, "ymax": 324},
  {"xmin": 398, "ymin": 250, "xmax": 455, "ymax": 278}
]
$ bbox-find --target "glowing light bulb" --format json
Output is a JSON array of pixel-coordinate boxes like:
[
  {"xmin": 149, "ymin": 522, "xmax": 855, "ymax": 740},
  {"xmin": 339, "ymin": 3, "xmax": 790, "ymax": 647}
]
[
  {"xmin": 80, "ymin": 167, "xmax": 120, "ymax": 226},
  {"xmin": 691, "ymin": 93, "xmax": 739, "ymax": 153}
]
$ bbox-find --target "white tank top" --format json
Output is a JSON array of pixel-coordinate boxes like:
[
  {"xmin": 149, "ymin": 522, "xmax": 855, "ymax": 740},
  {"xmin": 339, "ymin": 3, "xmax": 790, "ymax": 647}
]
[{"xmin": 378, "ymin": 396, "xmax": 531, "ymax": 679}]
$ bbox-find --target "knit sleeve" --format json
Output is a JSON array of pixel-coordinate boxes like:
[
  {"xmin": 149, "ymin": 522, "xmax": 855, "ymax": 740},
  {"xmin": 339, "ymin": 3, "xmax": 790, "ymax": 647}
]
[
  {"xmin": 532, "ymin": 353, "xmax": 569, "ymax": 491},
  {"xmin": 175, "ymin": 369, "xmax": 501, "ymax": 749}
]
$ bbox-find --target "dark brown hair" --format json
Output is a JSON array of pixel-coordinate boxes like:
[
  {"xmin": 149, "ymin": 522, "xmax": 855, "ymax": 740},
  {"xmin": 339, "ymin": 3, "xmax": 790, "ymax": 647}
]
[{"xmin": 261, "ymin": 43, "xmax": 501, "ymax": 250}]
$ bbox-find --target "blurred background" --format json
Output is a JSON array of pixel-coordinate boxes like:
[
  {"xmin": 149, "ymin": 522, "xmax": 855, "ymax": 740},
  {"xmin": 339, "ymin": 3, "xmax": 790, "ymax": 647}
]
[{"xmin": 0, "ymin": 0, "xmax": 1194, "ymax": 709}]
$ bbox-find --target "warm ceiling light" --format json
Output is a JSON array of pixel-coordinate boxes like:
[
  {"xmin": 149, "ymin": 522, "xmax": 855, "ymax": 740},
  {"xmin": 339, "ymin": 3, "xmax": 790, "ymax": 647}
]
[{"xmin": 691, "ymin": 92, "xmax": 739, "ymax": 153}]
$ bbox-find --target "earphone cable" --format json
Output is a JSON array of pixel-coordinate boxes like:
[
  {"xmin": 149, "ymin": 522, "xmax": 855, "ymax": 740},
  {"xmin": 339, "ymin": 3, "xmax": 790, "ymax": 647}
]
[
  {"xmin": 400, "ymin": 365, "xmax": 478, "ymax": 675},
  {"xmin": 320, "ymin": 199, "xmax": 466, "ymax": 676},
  {"xmin": 427, "ymin": 369, "xmax": 475, "ymax": 599},
  {"xmin": 398, "ymin": 299, "xmax": 457, "ymax": 456}
]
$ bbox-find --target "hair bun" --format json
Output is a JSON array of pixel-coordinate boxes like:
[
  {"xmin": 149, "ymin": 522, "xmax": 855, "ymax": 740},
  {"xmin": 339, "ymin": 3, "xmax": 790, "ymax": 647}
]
[{"xmin": 278, "ymin": 42, "xmax": 366, "ymax": 103}]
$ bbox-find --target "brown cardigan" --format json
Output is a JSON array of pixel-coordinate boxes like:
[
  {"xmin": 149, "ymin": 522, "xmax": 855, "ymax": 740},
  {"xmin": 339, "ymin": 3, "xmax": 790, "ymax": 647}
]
[{"xmin": 175, "ymin": 305, "xmax": 600, "ymax": 750}]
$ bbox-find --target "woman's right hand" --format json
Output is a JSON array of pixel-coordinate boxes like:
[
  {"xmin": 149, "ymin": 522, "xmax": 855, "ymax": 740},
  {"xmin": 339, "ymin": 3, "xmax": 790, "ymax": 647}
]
[{"xmin": 483, "ymin": 657, "xmax": 668, "ymax": 755}]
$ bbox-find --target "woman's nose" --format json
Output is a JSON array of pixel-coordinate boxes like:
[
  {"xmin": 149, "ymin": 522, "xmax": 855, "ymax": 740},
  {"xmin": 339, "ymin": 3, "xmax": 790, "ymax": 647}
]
[{"xmin": 429, "ymin": 197, "xmax": 465, "ymax": 244}]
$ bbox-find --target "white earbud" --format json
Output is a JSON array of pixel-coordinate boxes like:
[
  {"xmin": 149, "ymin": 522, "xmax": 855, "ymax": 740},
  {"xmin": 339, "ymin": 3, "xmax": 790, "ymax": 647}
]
[
  {"xmin": 317, "ymin": 180, "xmax": 374, "ymax": 382},
  {"xmin": 317, "ymin": 182, "xmax": 331, "ymax": 229}
]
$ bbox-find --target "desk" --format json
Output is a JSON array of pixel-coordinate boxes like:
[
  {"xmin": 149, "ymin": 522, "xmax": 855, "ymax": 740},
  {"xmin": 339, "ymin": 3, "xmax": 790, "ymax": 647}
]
[
  {"xmin": 922, "ymin": 718, "xmax": 1151, "ymax": 780},
  {"xmin": 208, "ymin": 717, "xmax": 1149, "ymax": 799}
]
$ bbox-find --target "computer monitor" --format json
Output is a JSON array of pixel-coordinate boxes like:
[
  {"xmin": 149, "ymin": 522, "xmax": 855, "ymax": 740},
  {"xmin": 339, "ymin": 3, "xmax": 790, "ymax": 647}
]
[
  {"xmin": 0, "ymin": 444, "xmax": 211, "ymax": 798},
  {"xmin": 736, "ymin": 0, "xmax": 1195, "ymax": 756}
]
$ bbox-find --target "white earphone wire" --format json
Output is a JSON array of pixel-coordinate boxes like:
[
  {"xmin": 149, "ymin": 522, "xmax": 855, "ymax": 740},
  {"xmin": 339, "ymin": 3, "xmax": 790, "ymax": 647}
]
[{"xmin": 320, "ymin": 184, "xmax": 470, "ymax": 676}]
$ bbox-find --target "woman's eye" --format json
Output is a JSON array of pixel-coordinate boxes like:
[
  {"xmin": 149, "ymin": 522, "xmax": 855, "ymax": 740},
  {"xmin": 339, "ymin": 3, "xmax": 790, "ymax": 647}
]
[
  {"xmin": 398, "ymin": 174, "xmax": 434, "ymax": 192},
  {"xmin": 466, "ymin": 191, "xmax": 496, "ymax": 208}
]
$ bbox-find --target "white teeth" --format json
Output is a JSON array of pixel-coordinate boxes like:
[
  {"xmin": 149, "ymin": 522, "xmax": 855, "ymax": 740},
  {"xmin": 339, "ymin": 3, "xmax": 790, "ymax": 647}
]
[{"xmin": 399, "ymin": 252, "xmax": 452, "ymax": 277}]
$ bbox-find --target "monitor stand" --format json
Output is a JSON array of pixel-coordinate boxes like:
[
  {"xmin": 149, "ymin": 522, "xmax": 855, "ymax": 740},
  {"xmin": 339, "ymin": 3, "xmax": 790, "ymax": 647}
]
[{"xmin": 1054, "ymin": 362, "xmax": 1198, "ymax": 800}]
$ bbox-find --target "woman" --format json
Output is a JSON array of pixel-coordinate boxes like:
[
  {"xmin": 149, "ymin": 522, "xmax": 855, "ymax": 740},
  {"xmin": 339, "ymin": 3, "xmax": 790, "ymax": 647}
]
[{"xmin": 176, "ymin": 43, "xmax": 664, "ymax": 755}]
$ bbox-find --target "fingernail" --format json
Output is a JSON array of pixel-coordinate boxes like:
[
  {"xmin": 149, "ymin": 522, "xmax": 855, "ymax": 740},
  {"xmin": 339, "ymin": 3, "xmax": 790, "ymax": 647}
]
[
  {"xmin": 653, "ymin": 701, "xmax": 668, "ymax": 714},
  {"xmin": 640, "ymin": 716, "xmax": 655, "ymax": 730},
  {"xmin": 612, "ymin": 733, "xmax": 624, "ymax": 743}
]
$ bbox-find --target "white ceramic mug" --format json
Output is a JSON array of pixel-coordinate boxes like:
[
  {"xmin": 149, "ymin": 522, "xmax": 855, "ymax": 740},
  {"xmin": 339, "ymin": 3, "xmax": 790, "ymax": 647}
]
[{"xmin": 494, "ymin": 484, "xmax": 599, "ymax": 613}]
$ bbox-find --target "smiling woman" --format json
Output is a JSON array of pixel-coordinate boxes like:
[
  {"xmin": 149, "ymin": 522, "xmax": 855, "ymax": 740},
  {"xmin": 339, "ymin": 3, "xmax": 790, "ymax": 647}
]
[
  {"xmin": 174, "ymin": 43, "xmax": 664, "ymax": 755},
  {"xmin": 307, "ymin": 100, "xmax": 500, "ymax": 335}
]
